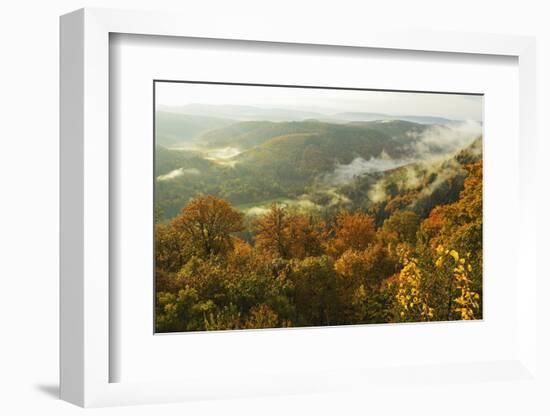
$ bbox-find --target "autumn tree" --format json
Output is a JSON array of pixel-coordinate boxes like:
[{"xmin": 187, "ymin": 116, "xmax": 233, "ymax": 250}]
[
  {"xmin": 333, "ymin": 250, "xmax": 368, "ymax": 322},
  {"xmin": 419, "ymin": 161, "xmax": 482, "ymax": 253},
  {"xmin": 393, "ymin": 255, "xmax": 434, "ymax": 322},
  {"xmin": 171, "ymin": 195, "xmax": 244, "ymax": 258},
  {"xmin": 244, "ymin": 304, "xmax": 280, "ymax": 329},
  {"xmin": 335, "ymin": 243, "xmax": 397, "ymax": 289},
  {"xmin": 155, "ymin": 222, "xmax": 192, "ymax": 292},
  {"xmin": 287, "ymin": 214, "xmax": 326, "ymax": 258},
  {"xmin": 204, "ymin": 304, "xmax": 243, "ymax": 331},
  {"xmin": 380, "ymin": 210, "xmax": 420, "ymax": 246},
  {"xmin": 334, "ymin": 243, "xmax": 399, "ymax": 323},
  {"xmin": 254, "ymin": 203, "xmax": 289, "ymax": 258},
  {"xmin": 288, "ymin": 256, "xmax": 340, "ymax": 326},
  {"xmin": 155, "ymin": 287, "xmax": 214, "ymax": 332},
  {"xmin": 417, "ymin": 161, "xmax": 483, "ymax": 301},
  {"xmin": 254, "ymin": 203, "xmax": 324, "ymax": 259},
  {"xmin": 434, "ymin": 246, "xmax": 480, "ymax": 320},
  {"xmin": 327, "ymin": 210, "xmax": 376, "ymax": 258}
]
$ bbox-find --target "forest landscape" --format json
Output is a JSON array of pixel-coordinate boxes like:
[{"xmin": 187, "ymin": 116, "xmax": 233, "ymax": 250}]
[{"xmin": 154, "ymin": 82, "xmax": 483, "ymax": 333}]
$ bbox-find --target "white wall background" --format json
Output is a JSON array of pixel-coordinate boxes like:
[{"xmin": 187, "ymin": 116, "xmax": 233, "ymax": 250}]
[{"xmin": 0, "ymin": 1, "xmax": 548, "ymax": 414}]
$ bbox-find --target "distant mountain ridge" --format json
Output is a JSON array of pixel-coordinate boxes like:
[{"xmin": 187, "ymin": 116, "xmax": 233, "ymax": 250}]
[
  {"xmin": 159, "ymin": 104, "xmax": 323, "ymax": 122},
  {"xmin": 158, "ymin": 104, "xmax": 459, "ymax": 125},
  {"xmin": 155, "ymin": 111, "xmax": 234, "ymax": 146},
  {"xmin": 155, "ymin": 105, "xmax": 466, "ymax": 148},
  {"xmin": 329, "ymin": 112, "xmax": 456, "ymax": 125}
]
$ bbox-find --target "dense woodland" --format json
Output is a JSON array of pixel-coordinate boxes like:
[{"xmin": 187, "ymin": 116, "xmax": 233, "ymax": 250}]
[{"xmin": 155, "ymin": 157, "xmax": 482, "ymax": 332}]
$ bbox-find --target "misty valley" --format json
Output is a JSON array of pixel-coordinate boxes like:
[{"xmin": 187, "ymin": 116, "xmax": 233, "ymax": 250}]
[
  {"xmin": 155, "ymin": 105, "xmax": 482, "ymax": 228},
  {"xmin": 154, "ymin": 99, "xmax": 483, "ymax": 332}
]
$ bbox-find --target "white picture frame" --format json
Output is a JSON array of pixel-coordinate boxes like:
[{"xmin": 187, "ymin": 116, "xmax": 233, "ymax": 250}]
[{"xmin": 60, "ymin": 7, "xmax": 538, "ymax": 408}]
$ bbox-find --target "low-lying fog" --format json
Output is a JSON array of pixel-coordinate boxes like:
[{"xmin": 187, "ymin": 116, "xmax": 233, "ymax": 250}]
[
  {"xmin": 324, "ymin": 120, "xmax": 481, "ymax": 186},
  {"xmin": 205, "ymin": 147, "xmax": 242, "ymax": 160},
  {"xmin": 157, "ymin": 168, "xmax": 200, "ymax": 182}
]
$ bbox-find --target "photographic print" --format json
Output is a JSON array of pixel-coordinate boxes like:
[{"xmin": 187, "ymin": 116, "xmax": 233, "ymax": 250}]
[{"xmin": 154, "ymin": 81, "xmax": 483, "ymax": 333}]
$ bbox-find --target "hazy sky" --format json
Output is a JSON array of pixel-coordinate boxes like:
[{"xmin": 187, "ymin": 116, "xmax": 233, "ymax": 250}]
[{"xmin": 156, "ymin": 82, "xmax": 483, "ymax": 121}]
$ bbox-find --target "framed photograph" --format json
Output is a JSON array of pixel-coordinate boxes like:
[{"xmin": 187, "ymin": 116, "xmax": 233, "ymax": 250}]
[
  {"xmin": 60, "ymin": 8, "xmax": 539, "ymax": 409},
  {"xmin": 153, "ymin": 80, "xmax": 484, "ymax": 333}
]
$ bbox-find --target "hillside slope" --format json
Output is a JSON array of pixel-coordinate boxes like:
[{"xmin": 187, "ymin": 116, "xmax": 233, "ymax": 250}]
[{"xmin": 154, "ymin": 116, "xmax": 481, "ymax": 222}]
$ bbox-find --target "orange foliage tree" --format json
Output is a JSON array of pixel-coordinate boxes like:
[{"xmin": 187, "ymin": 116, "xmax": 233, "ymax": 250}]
[
  {"xmin": 254, "ymin": 203, "xmax": 324, "ymax": 259},
  {"xmin": 171, "ymin": 195, "xmax": 244, "ymax": 258},
  {"xmin": 327, "ymin": 210, "xmax": 376, "ymax": 257}
]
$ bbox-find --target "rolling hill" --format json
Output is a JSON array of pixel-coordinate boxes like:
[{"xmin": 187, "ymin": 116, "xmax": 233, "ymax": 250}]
[
  {"xmin": 200, "ymin": 119, "xmax": 431, "ymax": 155},
  {"xmin": 154, "ymin": 114, "xmax": 482, "ymax": 222}
]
